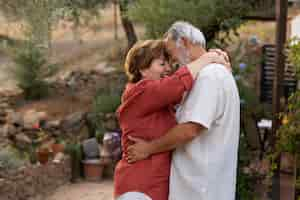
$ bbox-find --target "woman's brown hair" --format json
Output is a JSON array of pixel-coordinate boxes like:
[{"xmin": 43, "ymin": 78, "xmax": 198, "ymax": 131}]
[{"xmin": 124, "ymin": 40, "xmax": 169, "ymax": 83}]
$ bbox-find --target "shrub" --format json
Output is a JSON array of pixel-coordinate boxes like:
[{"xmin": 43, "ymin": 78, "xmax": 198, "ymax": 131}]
[
  {"xmin": 128, "ymin": 0, "xmax": 253, "ymax": 44},
  {"xmin": 93, "ymin": 92, "xmax": 121, "ymax": 114},
  {"xmin": 12, "ymin": 42, "xmax": 58, "ymax": 100},
  {"xmin": 0, "ymin": 148, "xmax": 25, "ymax": 171},
  {"xmin": 87, "ymin": 88, "xmax": 121, "ymax": 139},
  {"xmin": 288, "ymin": 37, "xmax": 300, "ymax": 79}
]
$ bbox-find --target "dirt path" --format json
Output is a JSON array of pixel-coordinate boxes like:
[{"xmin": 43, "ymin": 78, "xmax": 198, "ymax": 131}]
[{"xmin": 45, "ymin": 180, "xmax": 114, "ymax": 200}]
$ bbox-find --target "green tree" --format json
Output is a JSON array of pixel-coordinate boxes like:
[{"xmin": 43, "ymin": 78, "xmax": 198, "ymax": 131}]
[
  {"xmin": 0, "ymin": 0, "xmax": 108, "ymax": 48},
  {"xmin": 128, "ymin": 0, "xmax": 257, "ymax": 45},
  {"xmin": 0, "ymin": 0, "xmax": 62, "ymax": 49},
  {"xmin": 12, "ymin": 41, "xmax": 58, "ymax": 100}
]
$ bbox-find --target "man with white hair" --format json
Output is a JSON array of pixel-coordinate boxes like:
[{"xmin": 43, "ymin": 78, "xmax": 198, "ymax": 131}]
[{"xmin": 127, "ymin": 21, "xmax": 240, "ymax": 200}]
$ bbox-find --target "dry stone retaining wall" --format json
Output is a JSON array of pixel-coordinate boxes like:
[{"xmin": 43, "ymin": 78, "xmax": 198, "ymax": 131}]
[{"xmin": 0, "ymin": 156, "xmax": 71, "ymax": 200}]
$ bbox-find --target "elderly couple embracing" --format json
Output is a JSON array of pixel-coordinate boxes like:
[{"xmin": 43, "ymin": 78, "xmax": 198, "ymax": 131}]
[{"xmin": 114, "ymin": 21, "xmax": 240, "ymax": 200}]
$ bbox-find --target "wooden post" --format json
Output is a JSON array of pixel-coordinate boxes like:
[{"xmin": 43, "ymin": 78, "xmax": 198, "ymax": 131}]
[{"xmin": 272, "ymin": 0, "xmax": 288, "ymax": 199}]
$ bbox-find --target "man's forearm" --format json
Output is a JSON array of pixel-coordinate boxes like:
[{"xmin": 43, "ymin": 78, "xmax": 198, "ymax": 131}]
[{"xmin": 148, "ymin": 122, "xmax": 203, "ymax": 155}]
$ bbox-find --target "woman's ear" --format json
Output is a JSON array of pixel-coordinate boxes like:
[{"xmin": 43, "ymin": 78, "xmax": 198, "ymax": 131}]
[{"xmin": 140, "ymin": 69, "xmax": 148, "ymax": 78}]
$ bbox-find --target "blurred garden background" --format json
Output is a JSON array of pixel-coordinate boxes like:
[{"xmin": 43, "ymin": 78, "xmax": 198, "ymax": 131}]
[{"xmin": 0, "ymin": 0, "xmax": 300, "ymax": 200}]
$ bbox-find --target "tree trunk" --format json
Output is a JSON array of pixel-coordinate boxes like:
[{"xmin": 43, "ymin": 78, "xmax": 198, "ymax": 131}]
[{"xmin": 119, "ymin": 1, "xmax": 137, "ymax": 52}]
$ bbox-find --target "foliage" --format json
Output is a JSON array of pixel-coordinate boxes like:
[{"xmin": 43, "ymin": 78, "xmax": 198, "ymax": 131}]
[
  {"xmin": 64, "ymin": 142, "xmax": 82, "ymax": 181},
  {"xmin": 0, "ymin": 0, "xmax": 63, "ymax": 49},
  {"xmin": 93, "ymin": 92, "xmax": 121, "ymax": 114},
  {"xmin": 275, "ymin": 37, "xmax": 300, "ymax": 154},
  {"xmin": 0, "ymin": 0, "xmax": 108, "ymax": 23},
  {"xmin": 0, "ymin": 148, "xmax": 25, "ymax": 171},
  {"xmin": 128, "ymin": 0, "xmax": 254, "ymax": 45},
  {"xmin": 272, "ymin": 38, "xmax": 300, "ymax": 158},
  {"xmin": 230, "ymin": 39, "xmax": 271, "ymax": 199},
  {"xmin": 0, "ymin": 0, "xmax": 108, "ymax": 49},
  {"xmin": 85, "ymin": 85, "xmax": 122, "ymax": 141},
  {"xmin": 276, "ymin": 91, "xmax": 300, "ymax": 154},
  {"xmin": 231, "ymin": 40, "xmax": 263, "ymax": 109},
  {"xmin": 60, "ymin": 0, "xmax": 109, "ymax": 39},
  {"xmin": 12, "ymin": 42, "xmax": 58, "ymax": 100},
  {"xmin": 92, "ymin": 90, "xmax": 121, "ymax": 133},
  {"xmin": 288, "ymin": 37, "xmax": 300, "ymax": 79},
  {"xmin": 236, "ymin": 131, "xmax": 258, "ymax": 200},
  {"xmin": 268, "ymin": 37, "xmax": 300, "ymax": 199}
]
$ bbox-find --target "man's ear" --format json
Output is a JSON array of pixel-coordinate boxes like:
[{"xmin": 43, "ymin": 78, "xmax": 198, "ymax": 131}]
[{"xmin": 181, "ymin": 37, "xmax": 191, "ymax": 48}]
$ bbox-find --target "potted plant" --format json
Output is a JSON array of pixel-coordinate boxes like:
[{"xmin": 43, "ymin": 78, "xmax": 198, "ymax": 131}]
[
  {"xmin": 82, "ymin": 159, "xmax": 105, "ymax": 182},
  {"xmin": 81, "ymin": 136, "xmax": 105, "ymax": 182},
  {"xmin": 36, "ymin": 147, "xmax": 51, "ymax": 165},
  {"xmin": 31, "ymin": 124, "xmax": 51, "ymax": 165},
  {"xmin": 51, "ymin": 136, "xmax": 65, "ymax": 156},
  {"xmin": 64, "ymin": 142, "xmax": 82, "ymax": 182}
]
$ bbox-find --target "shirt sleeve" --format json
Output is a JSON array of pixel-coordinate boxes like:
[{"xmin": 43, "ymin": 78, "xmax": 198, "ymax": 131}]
[
  {"xmin": 138, "ymin": 66, "xmax": 193, "ymax": 115},
  {"xmin": 178, "ymin": 72, "xmax": 220, "ymax": 129}
]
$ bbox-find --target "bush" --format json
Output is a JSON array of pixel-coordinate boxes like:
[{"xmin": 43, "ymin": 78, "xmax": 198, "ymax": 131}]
[
  {"xmin": 86, "ymin": 88, "xmax": 121, "ymax": 138},
  {"xmin": 12, "ymin": 42, "xmax": 58, "ymax": 100},
  {"xmin": 64, "ymin": 142, "xmax": 82, "ymax": 181},
  {"xmin": 288, "ymin": 37, "xmax": 300, "ymax": 79},
  {"xmin": 0, "ymin": 148, "xmax": 25, "ymax": 171},
  {"xmin": 128, "ymin": 0, "xmax": 253, "ymax": 44},
  {"xmin": 93, "ymin": 92, "xmax": 121, "ymax": 114},
  {"xmin": 274, "ymin": 37, "xmax": 300, "ymax": 155}
]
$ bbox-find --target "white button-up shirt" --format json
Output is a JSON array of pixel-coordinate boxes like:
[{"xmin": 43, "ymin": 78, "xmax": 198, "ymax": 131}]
[{"xmin": 169, "ymin": 64, "xmax": 240, "ymax": 200}]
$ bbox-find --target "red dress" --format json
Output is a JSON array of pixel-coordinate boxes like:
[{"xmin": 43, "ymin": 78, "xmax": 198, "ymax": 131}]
[{"xmin": 114, "ymin": 67, "xmax": 193, "ymax": 200}]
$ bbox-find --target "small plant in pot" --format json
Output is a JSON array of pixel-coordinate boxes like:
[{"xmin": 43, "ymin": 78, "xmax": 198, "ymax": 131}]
[
  {"xmin": 51, "ymin": 136, "xmax": 65, "ymax": 156},
  {"xmin": 36, "ymin": 147, "xmax": 51, "ymax": 165},
  {"xmin": 31, "ymin": 123, "xmax": 52, "ymax": 165},
  {"xmin": 81, "ymin": 137, "xmax": 105, "ymax": 182},
  {"xmin": 64, "ymin": 142, "xmax": 83, "ymax": 182}
]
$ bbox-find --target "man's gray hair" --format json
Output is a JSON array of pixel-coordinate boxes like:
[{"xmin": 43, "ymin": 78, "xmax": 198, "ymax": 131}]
[{"xmin": 165, "ymin": 21, "xmax": 206, "ymax": 48}]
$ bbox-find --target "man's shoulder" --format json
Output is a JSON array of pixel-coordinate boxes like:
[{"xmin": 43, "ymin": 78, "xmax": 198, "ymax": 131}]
[
  {"xmin": 199, "ymin": 63, "xmax": 228, "ymax": 76},
  {"xmin": 196, "ymin": 64, "xmax": 231, "ymax": 83}
]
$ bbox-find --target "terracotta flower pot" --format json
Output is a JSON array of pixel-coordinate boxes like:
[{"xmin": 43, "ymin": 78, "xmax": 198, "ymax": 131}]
[
  {"xmin": 51, "ymin": 143, "xmax": 65, "ymax": 156},
  {"xmin": 82, "ymin": 159, "xmax": 105, "ymax": 181},
  {"xmin": 37, "ymin": 148, "xmax": 51, "ymax": 165},
  {"xmin": 281, "ymin": 152, "xmax": 296, "ymax": 173}
]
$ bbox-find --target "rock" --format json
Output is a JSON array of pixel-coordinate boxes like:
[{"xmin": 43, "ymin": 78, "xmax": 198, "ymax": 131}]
[
  {"xmin": 3, "ymin": 124, "xmax": 17, "ymax": 137},
  {"xmin": 52, "ymin": 130, "xmax": 62, "ymax": 137},
  {"xmin": 103, "ymin": 118, "xmax": 118, "ymax": 131},
  {"xmin": 0, "ymin": 126, "xmax": 5, "ymax": 137},
  {"xmin": 15, "ymin": 133, "xmax": 32, "ymax": 148},
  {"xmin": 23, "ymin": 110, "xmax": 47, "ymax": 129},
  {"xmin": 43, "ymin": 120, "xmax": 60, "ymax": 130},
  {"xmin": 6, "ymin": 112, "xmax": 23, "ymax": 127},
  {"xmin": 105, "ymin": 112, "xmax": 116, "ymax": 119},
  {"xmin": 95, "ymin": 62, "xmax": 116, "ymax": 74},
  {"xmin": 0, "ymin": 109, "xmax": 7, "ymax": 117},
  {"xmin": 0, "ymin": 102, "xmax": 10, "ymax": 110},
  {"xmin": 82, "ymin": 138, "xmax": 100, "ymax": 159},
  {"xmin": 61, "ymin": 112, "xmax": 85, "ymax": 132},
  {"xmin": 0, "ymin": 118, "xmax": 6, "ymax": 125}
]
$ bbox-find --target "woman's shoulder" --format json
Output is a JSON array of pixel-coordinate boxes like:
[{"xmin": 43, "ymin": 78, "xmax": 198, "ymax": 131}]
[
  {"xmin": 122, "ymin": 80, "xmax": 154, "ymax": 100},
  {"xmin": 118, "ymin": 80, "xmax": 153, "ymax": 115}
]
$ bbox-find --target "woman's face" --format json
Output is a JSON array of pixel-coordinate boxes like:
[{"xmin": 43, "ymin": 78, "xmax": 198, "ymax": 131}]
[{"xmin": 140, "ymin": 55, "xmax": 172, "ymax": 80}]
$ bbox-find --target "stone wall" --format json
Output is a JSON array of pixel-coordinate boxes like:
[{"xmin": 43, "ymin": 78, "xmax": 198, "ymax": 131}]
[
  {"xmin": 0, "ymin": 156, "xmax": 71, "ymax": 200},
  {"xmin": 0, "ymin": 69, "xmax": 124, "ymax": 150},
  {"xmin": 0, "ymin": 90, "xmax": 22, "ymax": 149},
  {"xmin": 0, "ymin": 69, "xmax": 123, "ymax": 199}
]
